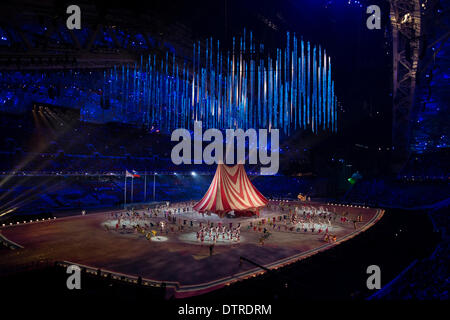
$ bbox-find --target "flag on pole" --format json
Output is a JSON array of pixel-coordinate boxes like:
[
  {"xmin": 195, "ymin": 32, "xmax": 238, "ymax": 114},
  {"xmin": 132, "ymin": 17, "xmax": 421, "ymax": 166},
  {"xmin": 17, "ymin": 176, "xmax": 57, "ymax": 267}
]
[
  {"xmin": 125, "ymin": 170, "xmax": 133, "ymax": 178},
  {"xmin": 132, "ymin": 170, "xmax": 141, "ymax": 178}
]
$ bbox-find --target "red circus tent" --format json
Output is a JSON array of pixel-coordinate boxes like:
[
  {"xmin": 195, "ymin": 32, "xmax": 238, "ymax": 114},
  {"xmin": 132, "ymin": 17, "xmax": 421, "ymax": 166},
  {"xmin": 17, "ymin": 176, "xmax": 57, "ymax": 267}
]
[{"xmin": 193, "ymin": 164, "xmax": 268, "ymax": 217}]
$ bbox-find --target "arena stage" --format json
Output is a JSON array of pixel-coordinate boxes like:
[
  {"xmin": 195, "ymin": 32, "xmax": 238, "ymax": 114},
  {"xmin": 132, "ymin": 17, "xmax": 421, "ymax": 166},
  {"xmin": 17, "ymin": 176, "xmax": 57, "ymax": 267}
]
[{"xmin": 0, "ymin": 201, "xmax": 383, "ymax": 298}]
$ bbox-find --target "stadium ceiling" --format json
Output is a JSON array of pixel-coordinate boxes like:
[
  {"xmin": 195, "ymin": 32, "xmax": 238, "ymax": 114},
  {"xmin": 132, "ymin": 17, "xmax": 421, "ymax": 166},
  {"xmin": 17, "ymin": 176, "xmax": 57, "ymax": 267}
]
[
  {"xmin": 0, "ymin": 0, "xmax": 307, "ymax": 70},
  {"xmin": 0, "ymin": 1, "xmax": 194, "ymax": 70}
]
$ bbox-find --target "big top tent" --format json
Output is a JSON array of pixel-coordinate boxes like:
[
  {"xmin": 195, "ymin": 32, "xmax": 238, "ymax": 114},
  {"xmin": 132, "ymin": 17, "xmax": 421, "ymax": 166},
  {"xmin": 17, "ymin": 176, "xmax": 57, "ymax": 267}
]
[{"xmin": 193, "ymin": 164, "xmax": 268, "ymax": 217}]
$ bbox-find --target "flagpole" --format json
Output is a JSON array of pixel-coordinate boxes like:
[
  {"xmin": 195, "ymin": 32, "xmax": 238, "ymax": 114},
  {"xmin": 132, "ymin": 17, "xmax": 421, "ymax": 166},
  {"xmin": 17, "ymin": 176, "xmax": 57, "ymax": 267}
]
[
  {"xmin": 124, "ymin": 172, "xmax": 127, "ymax": 209},
  {"xmin": 153, "ymin": 173, "xmax": 156, "ymax": 200},
  {"xmin": 131, "ymin": 176, "xmax": 134, "ymax": 203},
  {"xmin": 144, "ymin": 170, "xmax": 147, "ymax": 202}
]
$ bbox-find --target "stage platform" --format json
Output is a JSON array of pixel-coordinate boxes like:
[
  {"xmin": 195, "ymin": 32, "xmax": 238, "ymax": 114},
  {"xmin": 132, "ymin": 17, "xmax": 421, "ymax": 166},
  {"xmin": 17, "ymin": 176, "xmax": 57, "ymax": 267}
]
[{"xmin": 0, "ymin": 201, "xmax": 383, "ymax": 298}]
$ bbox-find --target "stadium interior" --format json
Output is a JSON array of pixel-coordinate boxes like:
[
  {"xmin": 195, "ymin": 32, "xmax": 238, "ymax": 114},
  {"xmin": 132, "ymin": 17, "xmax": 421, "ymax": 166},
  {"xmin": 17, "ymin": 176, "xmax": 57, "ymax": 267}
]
[{"xmin": 0, "ymin": 0, "xmax": 448, "ymax": 307}]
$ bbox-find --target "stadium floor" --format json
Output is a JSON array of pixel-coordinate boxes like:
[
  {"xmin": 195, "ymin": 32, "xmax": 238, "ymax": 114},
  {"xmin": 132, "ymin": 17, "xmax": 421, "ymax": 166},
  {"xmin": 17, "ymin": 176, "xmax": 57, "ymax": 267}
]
[{"xmin": 0, "ymin": 202, "xmax": 382, "ymax": 297}]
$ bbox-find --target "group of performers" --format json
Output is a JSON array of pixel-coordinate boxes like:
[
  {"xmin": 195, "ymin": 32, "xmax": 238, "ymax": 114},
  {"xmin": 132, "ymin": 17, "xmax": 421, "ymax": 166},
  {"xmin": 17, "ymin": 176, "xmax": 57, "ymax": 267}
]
[
  {"xmin": 105, "ymin": 202, "xmax": 360, "ymax": 246},
  {"xmin": 107, "ymin": 209, "xmax": 154, "ymax": 231},
  {"xmin": 291, "ymin": 208, "xmax": 333, "ymax": 234},
  {"xmin": 242, "ymin": 204, "xmax": 349, "ymax": 244},
  {"xmin": 196, "ymin": 223, "xmax": 241, "ymax": 244},
  {"xmin": 146, "ymin": 201, "xmax": 195, "ymax": 220}
]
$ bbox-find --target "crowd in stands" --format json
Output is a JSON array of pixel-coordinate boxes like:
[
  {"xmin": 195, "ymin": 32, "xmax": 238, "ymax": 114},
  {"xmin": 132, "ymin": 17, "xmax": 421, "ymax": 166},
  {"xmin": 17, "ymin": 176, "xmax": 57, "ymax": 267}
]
[
  {"xmin": 344, "ymin": 178, "xmax": 450, "ymax": 208},
  {"xmin": 399, "ymin": 151, "xmax": 449, "ymax": 180},
  {"xmin": 371, "ymin": 205, "xmax": 449, "ymax": 300},
  {"xmin": 0, "ymin": 152, "xmax": 216, "ymax": 175},
  {"xmin": 0, "ymin": 111, "xmax": 165, "ymax": 156},
  {"xmin": 0, "ymin": 111, "xmax": 217, "ymax": 174},
  {"xmin": 0, "ymin": 112, "xmax": 282, "ymax": 175},
  {"xmin": 0, "ymin": 71, "xmax": 103, "ymax": 115},
  {"xmin": 0, "ymin": 173, "xmax": 318, "ymax": 220}
]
